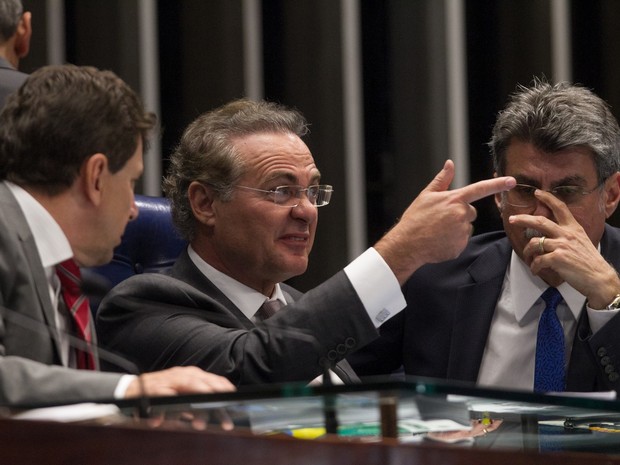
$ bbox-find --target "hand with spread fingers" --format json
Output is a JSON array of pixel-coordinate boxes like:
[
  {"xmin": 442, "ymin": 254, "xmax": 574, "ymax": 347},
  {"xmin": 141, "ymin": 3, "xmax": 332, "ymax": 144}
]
[{"xmin": 509, "ymin": 187, "xmax": 620, "ymax": 309}]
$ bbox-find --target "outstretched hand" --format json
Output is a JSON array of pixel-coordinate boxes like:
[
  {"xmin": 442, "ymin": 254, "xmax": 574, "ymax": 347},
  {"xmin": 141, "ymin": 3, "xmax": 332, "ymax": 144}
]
[{"xmin": 375, "ymin": 160, "xmax": 516, "ymax": 284}]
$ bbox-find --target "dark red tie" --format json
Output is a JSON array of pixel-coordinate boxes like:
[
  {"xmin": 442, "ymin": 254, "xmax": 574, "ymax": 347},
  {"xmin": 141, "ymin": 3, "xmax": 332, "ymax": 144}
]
[{"xmin": 56, "ymin": 259, "xmax": 96, "ymax": 370}]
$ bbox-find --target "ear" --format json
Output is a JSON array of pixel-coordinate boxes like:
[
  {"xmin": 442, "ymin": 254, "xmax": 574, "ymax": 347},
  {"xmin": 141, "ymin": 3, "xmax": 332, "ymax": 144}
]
[
  {"xmin": 188, "ymin": 181, "xmax": 217, "ymax": 227},
  {"xmin": 14, "ymin": 12, "xmax": 32, "ymax": 59},
  {"xmin": 81, "ymin": 153, "xmax": 108, "ymax": 206},
  {"xmin": 603, "ymin": 172, "xmax": 620, "ymax": 219}
]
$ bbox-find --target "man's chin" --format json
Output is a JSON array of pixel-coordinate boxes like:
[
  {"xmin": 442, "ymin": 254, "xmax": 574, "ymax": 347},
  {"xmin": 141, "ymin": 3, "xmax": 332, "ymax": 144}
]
[{"xmin": 280, "ymin": 260, "xmax": 309, "ymax": 280}]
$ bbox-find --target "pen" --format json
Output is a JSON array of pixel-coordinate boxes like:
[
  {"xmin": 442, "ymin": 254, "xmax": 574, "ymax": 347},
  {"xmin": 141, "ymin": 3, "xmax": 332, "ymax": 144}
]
[{"xmin": 588, "ymin": 423, "xmax": 620, "ymax": 433}]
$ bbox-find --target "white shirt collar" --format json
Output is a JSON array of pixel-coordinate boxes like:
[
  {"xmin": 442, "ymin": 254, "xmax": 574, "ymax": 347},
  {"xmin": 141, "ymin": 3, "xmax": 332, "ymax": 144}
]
[
  {"xmin": 508, "ymin": 250, "xmax": 585, "ymax": 322},
  {"xmin": 6, "ymin": 182, "xmax": 73, "ymax": 269},
  {"xmin": 187, "ymin": 245, "xmax": 286, "ymax": 320}
]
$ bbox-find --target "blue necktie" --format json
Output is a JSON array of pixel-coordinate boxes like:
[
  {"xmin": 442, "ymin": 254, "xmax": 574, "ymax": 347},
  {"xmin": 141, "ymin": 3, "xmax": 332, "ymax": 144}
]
[{"xmin": 534, "ymin": 287, "xmax": 565, "ymax": 392}]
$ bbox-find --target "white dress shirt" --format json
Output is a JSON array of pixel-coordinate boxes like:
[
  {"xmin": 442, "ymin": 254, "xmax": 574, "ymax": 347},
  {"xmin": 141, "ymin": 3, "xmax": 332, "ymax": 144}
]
[{"xmin": 477, "ymin": 249, "xmax": 618, "ymax": 391}]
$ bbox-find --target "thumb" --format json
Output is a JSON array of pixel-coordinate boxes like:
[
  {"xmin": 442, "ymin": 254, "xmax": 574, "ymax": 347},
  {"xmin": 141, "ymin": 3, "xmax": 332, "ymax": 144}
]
[{"xmin": 423, "ymin": 159, "xmax": 455, "ymax": 193}]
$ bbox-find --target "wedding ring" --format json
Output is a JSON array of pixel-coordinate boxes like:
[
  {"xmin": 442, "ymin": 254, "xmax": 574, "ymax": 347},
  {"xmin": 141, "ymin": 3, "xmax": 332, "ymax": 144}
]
[
  {"xmin": 538, "ymin": 235, "xmax": 546, "ymax": 254},
  {"xmin": 482, "ymin": 428, "xmax": 488, "ymax": 435}
]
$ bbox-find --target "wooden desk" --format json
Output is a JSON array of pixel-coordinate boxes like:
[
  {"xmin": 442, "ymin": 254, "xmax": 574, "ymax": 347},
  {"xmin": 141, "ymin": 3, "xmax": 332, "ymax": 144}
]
[{"xmin": 1, "ymin": 417, "xmax": 618, "ymax": 465}]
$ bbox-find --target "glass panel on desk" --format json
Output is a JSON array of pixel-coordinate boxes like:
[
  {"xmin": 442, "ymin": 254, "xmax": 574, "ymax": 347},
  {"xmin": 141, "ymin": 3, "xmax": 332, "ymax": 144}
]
[{"xmin": 136, "ymin": 377, "xmax": 620, "ymax": 454}]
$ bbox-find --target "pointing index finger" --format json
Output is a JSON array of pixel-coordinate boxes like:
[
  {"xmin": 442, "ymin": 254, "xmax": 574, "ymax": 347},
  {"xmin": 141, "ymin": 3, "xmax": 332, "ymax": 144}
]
[{"xmin": 455, "ymin": 176, "xmax": 516, "ymax": 203}]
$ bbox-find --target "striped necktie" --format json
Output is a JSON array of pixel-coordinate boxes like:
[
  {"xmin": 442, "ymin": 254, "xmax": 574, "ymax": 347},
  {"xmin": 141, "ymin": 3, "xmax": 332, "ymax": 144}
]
[
  {"xmin": 256, "ymin": 299, "xmax": 283, "ymax": 321},
  {"xmin": 56, "ymin": 259, "xmax": 96, "ymax": 370},
  {"xmin": 534, "ymin": 287, "xmax": 564, "ymax": 392}
]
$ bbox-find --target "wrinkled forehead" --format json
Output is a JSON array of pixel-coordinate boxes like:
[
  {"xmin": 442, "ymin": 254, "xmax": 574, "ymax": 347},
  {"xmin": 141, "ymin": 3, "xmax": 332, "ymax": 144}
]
[{"xmin": 235, "ymin": 132, "xmax": 320, "ymax": 182}]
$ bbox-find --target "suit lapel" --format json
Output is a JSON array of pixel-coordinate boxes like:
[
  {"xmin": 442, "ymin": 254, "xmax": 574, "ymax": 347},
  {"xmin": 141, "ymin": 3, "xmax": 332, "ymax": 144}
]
[
  {"xmin": 447, "ymin": 239, "xmax": 512, "ymax": 382},
  {"xmin": 0, "ymin": 185, "xmax": 63, "ymax": 359},
  {"xmin": 171, "ymin": 250, "xmax": 255, "ymax": 329}
]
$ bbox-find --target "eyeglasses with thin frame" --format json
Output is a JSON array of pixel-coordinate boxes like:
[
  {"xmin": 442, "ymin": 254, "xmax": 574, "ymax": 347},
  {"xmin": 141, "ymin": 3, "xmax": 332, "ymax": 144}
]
[
  {"xmin": 235, "ymin": 184, "xmax": 333, "ymax": 207},
  {"xmin": 503, "ymin": 182, "xmax": 604, "ymax": 209}
]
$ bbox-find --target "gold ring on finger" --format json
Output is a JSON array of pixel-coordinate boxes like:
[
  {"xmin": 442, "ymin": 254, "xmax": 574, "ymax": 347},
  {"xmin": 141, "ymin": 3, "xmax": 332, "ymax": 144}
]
[{"xmin": 538, "ymin": 236, "xmax": 546, "ymax": 254}]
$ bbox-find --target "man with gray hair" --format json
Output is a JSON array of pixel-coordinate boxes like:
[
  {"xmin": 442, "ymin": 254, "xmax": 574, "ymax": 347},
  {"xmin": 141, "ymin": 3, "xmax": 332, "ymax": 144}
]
[
  {"xmin": 351, "ymin": 79, "xmax": 620, "ymax": 394},
  {"xmin": 0, "ymin": 0, "xmax": 29, "ymax": 107},
  {"xmin": 97, "ymin": 98, "xmax": 514, "ymax": 386}
]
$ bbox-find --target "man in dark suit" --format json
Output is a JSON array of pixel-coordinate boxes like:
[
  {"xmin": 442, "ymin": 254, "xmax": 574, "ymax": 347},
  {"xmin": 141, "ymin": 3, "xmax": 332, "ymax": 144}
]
[
  {"xmin": 0, "ymin": 0, "xmax": 30, "ymax": 108},
  {"xmin": 0, "ymin": 64, "xmax": 234, "ymax": 407},
  {"xmin": 349, "ymin": 79, "xmax": 620, "ymax": 393},
  {"xmin": 97, "ymin": 99, "xmax": 515, "ymax": 386}
]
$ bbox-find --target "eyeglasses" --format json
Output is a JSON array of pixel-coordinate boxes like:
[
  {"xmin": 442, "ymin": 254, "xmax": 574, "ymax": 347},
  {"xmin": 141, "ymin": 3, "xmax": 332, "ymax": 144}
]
[
  {"xmin": 503, "ymin": 183, "xmax": 603, "ymax": 209},
  {"xmin": 235, "ymin": 184, "xmax": 333, "ymax": 207}
]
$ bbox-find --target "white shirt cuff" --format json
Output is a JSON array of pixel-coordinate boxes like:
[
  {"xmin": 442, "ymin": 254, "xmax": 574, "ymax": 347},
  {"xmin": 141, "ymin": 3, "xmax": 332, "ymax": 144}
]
[
  {"xmin": 344, "ymin": 247, "xmax": 406, "ymax": 328},
  {"xmin": 586, "ymin": 305, "xmax": 620, "ymax": 334},
  {"xmin": 114, "ymin": 374, "xmax": 138, "ymax": 399}
]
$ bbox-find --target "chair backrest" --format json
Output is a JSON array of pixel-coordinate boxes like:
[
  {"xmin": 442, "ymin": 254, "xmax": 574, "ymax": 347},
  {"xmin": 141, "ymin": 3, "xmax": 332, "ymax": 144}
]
[{"xmin": 85, "ymin": 195, "xmax": 187, "ymax": 309}]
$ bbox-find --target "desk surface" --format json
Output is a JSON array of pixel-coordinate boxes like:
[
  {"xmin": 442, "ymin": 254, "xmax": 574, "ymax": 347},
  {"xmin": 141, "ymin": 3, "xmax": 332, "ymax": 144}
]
[
  {"xmin": 3, "ymin": 378, "xmax": 620, "ymax": 464},
  {"xmin": 1, "ymin": 417, "xmax": 619, "ymax": 465}
]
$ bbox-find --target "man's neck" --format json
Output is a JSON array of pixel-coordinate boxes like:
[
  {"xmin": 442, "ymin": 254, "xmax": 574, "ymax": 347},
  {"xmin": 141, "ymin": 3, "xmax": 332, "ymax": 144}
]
[{"xmin": 0, "ymin": 44, "xmax": 19, "ymax": 69}]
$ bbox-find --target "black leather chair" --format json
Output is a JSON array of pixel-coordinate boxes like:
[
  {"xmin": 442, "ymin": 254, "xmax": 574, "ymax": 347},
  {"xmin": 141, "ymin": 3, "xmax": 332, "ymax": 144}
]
[{"xmin": 85, "ymin": 195, "xmax": 187, "ymax": 312}]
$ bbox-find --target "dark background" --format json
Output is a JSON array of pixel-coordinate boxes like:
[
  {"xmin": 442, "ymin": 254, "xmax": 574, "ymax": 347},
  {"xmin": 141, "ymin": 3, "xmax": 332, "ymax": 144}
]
[{"xmin": 19, "ymin": 0, "xmax": 620, "ymax": 291}]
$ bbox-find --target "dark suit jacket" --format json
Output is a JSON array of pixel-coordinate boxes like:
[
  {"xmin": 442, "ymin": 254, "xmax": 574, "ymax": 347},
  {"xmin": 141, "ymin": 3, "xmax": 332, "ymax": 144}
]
[
  {"xmin": 97, "ymin": 250, "xmax": 376, "ymax": 386},
  {"xmin": 0, "ymin": 57, "xmax": 27, "ymax": 109},
  {"xmin": 0, "ymin": 183, "xmax": 124, "ymax": 406},
  {"xmin": 349, "ymin": 226, "xmax": 620, "ymax": 392}
]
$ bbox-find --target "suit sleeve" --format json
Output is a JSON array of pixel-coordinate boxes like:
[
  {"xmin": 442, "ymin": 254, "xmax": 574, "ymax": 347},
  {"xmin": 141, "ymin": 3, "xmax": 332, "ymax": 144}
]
[
  {"xmin": 97, "ymin": 271, "xmax": 380, "ymax": 386},
  {"xmin": 0, "ymin": 354, "xmax": 124, "ymax": 406}
]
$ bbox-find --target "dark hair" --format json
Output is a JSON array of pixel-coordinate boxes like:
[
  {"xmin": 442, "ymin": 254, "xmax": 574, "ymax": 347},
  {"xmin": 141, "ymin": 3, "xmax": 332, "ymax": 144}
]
[
  {"xmin": 163, "ymin": 98, "xmax": 309, "ymax": 241},
  {"xmin": 489, "ymin": 78, "xmax": 620, "ymax": 182},
  {"xmin": 0, "ymin": 0, "xmax": 22, "ymax": 42},
  {"xmin": 0, "ymin": 64, "xmax": 156, "ymax": 195}
]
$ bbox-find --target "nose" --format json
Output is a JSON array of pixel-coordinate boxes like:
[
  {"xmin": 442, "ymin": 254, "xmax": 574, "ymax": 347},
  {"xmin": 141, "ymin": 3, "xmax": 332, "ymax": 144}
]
[
  {"xmin": 290, "ymin": 194, "xmax": 317, "ymax": 221},
  {"xmin": 531, "ymin": 196, "xmax": 554, "ymax": 219}
]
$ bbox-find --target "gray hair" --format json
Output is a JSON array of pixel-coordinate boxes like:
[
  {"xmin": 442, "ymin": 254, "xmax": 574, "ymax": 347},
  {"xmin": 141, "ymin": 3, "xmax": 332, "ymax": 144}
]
[
  {"xmin": 489, "ymin": 78, "xmax": 620, "ymax": 183},
  {"xmin": 0, "ymin": 0, "xmax": 22, "ymax": 42},
  {"xmin": 163, "ymin": 98, "xmax": 309, "ymax": 241}
]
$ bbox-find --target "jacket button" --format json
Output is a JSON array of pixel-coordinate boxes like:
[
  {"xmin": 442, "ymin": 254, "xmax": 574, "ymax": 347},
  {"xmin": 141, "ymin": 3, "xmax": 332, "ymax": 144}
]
[
  {"xmin": 601, "ymin": 356, "xmax": 611, "ymax": 366},
  {"xmin": 609, "ymin": 372, "xmax": 620, "ymax": 382},
  {"xmin": 345, "ymin": 337, "xmax": 356, "ymax": 348},
  {"xmin": 605, "ymin": 365, "xmax": 615, "ymax": 374},
  {"xmin": 327, "ymin": 350, "xmax": 338, "ymax": 361},
  {"xmin": 597, "ymin": 347, "xmax": 608, "ymax": 357},
  {"xmin": 336, "ymin": 344, "xmax": 346, "ymax": 354}
]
